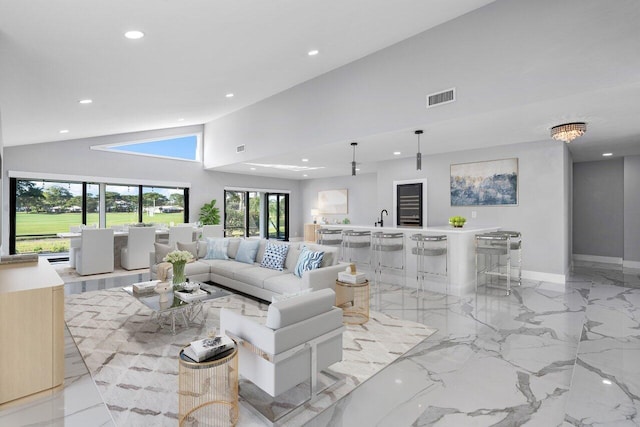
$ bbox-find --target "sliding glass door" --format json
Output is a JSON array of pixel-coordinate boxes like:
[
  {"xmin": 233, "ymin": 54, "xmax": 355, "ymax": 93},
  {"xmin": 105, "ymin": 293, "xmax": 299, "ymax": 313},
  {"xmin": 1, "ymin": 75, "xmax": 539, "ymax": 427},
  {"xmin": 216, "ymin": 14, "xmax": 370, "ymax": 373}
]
[
  {"xmin": 266, "ymin": 193, "xmax": 288, "ymax": 241},
  {"xmin": 224, "ymin": 190, "xmax": 287, "ymax": 240}
]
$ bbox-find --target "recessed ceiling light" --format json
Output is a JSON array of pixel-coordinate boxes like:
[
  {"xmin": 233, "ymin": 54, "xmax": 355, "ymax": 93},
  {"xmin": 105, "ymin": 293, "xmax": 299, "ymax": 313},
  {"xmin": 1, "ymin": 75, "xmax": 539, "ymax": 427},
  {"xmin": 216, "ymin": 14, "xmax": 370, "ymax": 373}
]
[
  {"xmin": 301, "ymin": 158, "xmax": 309, "ymax": 162},
  {"xmin": 124, "ymin": 30, "xmax": 145, "ymax": 40},
  {"xmin": 308, "ymin": 49, "xmax": 319, "ymax": 56},
  {"xmin": 250, "ymin": 167, "xmax": 256, "ymax": 171},
  {"xmin": 59, "ymin": 129, "xmax": 69, "ymax": 134},
  {"xmin": 393, "ymin": 151, "xmax": 401, "ymax": 155},
  {"xmin": 225, "ymin": 93, "xmax": 234, "ymax": 98},
  {"xmin": 303, "ymin": 174, "xmax": 308, "ymax": 177},
  {"xmin": 177, "ymin": 118, "xmax": 184, "ymax": 122},
  {"xmin": 602, "ymin": 379, "xmax": 612, "ymax": 385},
  {"xmin": 79, "ymin": 99, "xmax": 92, "ymax": 104},
  {"xmin": 355, "ymin": 168, "xmax": 360, "ymax": 171},
  {"xmin": 602, "ymin": 152, "xmax": 613, "ymax": 157}
]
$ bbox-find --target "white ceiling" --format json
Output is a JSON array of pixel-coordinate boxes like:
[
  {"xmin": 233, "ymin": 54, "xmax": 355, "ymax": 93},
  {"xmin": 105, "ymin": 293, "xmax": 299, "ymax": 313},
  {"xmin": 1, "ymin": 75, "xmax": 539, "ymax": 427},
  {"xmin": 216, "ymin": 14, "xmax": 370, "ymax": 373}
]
[{"xmin": 2, "ymin": 0, "xmax": 640, "ymax": 180}]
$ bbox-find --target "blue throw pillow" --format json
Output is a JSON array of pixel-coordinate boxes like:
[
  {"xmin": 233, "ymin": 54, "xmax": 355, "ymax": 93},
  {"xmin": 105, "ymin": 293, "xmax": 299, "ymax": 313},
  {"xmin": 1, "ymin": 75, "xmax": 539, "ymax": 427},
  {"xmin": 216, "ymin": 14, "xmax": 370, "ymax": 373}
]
[
  {"xmin": 260, "ymin": 242, "xmax": 289, "ymax": 271},
  {"xmin": 235, "ymin": 239, "xmax": 260, "ymax": 264},
  {"xmin": 294, "ymin": 247, "xmax": 325, "ymax": 278},
  {"xmin": 205, "ymin": 237, "xmax": 229, "ymax": 260}
]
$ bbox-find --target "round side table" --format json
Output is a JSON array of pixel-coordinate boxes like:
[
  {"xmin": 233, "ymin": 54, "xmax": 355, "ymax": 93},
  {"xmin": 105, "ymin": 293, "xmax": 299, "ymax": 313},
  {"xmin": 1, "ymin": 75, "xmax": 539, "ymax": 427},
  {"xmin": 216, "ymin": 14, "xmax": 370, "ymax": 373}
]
[
  {"xmin": 335, "ymin": 279, "xmax": 370, "ymax": 325},
  {"xmin": 178, "ymin": 343, "xmax": 239, "ymax": 426}
]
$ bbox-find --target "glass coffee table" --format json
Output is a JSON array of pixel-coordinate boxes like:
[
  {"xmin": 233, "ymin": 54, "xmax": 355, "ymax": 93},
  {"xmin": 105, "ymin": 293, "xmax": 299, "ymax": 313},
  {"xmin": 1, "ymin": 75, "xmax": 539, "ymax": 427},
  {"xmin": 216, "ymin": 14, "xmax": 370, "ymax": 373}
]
[{"xmin": 123, "ymin": 282, "xmax": 230, "ymax": 334}]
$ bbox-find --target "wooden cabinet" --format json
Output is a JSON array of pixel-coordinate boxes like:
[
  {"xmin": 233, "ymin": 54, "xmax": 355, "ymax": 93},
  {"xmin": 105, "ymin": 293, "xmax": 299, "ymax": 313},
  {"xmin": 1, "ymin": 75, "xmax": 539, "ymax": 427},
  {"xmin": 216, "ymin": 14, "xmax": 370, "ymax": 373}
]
[
  {"xmin": 304, "ymin": 223, "xmax": 320, "ymax": 242},
  {"xmin": 0, "ymin": 259, "xmax": 64, "ymax": 406}
]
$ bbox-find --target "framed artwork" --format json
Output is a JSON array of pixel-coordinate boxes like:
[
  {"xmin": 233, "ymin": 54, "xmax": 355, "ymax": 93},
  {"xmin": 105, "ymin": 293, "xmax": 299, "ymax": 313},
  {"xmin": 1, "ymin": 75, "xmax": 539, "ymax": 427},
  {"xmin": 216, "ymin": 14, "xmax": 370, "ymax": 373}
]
[
  {"xmin": 450, "ymin": 158, "xmax": 518, "ymax": 206},
  {"xmin": 318, "ymin": 189, "xmax": 348, "ymax": 214}
]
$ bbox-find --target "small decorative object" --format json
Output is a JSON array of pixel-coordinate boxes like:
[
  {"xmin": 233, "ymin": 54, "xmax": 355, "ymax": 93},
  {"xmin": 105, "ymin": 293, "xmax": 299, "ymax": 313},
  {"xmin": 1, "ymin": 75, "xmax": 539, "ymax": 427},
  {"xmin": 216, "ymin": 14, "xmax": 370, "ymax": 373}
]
[
  {"xmin": 342, "ymin": 217, "xmax": 350, "ymax": 224},
  {"xmin": 449, "ymin": 216, "xmax": 466, "ymax": 228},
  {"xmin": 163, "ymin": 250, "xmax": 194, "ymax": 291},
  {"xmin": 349, "ymin": 263, "xmax": 356, "ymax": 274},
  {"xmin": 155, "ymin": 281, "xmax": 172, "ymax": 303}
]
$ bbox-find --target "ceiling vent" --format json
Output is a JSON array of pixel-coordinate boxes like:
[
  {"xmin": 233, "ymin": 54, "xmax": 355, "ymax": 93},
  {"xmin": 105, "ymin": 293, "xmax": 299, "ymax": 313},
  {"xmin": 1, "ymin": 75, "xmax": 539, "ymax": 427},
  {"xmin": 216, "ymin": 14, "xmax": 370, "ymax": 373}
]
[
  {"xmin": 426, "ymin": 88, "xmax": 455, "ymax": 108},
  {"xmin": 236, "ymin": 144, "xmax": 245, "ymax": 153}
]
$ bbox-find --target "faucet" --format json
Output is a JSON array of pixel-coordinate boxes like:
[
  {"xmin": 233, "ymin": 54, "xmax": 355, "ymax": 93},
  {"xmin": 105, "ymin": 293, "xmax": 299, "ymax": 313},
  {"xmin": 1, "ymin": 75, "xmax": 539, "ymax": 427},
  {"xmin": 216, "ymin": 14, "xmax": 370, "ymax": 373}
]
[{"xmin": 376, "ymin": 209, "xmax": 388, "ymax": 227}]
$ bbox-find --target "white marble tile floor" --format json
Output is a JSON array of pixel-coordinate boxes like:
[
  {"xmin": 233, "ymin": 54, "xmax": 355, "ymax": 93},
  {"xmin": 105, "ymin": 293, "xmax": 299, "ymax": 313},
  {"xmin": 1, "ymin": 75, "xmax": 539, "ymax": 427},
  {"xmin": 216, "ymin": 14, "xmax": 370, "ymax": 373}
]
[{"xmin": 2, "ymin": 261, "xmax": 639, "ymax": 426}]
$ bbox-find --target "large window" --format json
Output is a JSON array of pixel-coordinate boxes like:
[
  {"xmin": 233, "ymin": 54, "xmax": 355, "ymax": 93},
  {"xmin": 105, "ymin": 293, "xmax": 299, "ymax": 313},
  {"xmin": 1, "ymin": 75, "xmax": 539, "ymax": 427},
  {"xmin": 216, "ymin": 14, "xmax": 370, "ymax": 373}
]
[
  {"xmin": 10, "ymin": 177, "xmax": 189, "ymax": 254},
  {"xmin": 91, "ymin": 134, "xmax": 201, "ymax": 162},
  {"xmin": 224, "ymin": 190, "xmax": 287, "ymax": 240}
]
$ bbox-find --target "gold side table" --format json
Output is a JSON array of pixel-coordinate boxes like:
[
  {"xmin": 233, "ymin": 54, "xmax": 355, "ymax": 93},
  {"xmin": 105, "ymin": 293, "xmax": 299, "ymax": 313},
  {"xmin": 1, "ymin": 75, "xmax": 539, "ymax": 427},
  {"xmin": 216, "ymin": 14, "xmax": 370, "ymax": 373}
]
[
  {"xmin": 335, "ymin": 279, "xmax": 370, "ymax": 325},
  {"xmin": 178, "ymin": 344, "xmax": 239, "ymax": 426}
]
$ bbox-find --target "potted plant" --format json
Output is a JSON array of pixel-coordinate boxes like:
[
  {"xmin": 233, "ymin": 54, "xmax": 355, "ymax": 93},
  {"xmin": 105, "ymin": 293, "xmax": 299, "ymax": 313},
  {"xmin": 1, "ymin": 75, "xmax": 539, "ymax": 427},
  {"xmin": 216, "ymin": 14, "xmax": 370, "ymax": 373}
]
[
  {"xmin": 449, "ymin": 216, "xmax": 466, "ymax": 228},
  {"xmin": 199, "ymin": 199, "xmax": 221, "ymax": 225}
]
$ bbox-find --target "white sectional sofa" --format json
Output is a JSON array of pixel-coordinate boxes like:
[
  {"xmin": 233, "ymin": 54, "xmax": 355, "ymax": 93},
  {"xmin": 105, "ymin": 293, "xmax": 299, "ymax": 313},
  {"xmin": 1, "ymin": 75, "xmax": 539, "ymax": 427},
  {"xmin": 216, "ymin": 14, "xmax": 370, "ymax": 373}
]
[{"xmin": 150, "ymin": 238, "xmax": 347, "ymax": 301}]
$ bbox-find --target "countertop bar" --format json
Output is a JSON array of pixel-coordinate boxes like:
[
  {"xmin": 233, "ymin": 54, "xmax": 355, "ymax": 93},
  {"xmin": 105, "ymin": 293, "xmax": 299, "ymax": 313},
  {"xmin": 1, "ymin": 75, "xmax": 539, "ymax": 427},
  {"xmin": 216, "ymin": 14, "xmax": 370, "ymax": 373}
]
[{"xmin": 322, "ymin": 224, "xmax": 500, "ymax": 296}]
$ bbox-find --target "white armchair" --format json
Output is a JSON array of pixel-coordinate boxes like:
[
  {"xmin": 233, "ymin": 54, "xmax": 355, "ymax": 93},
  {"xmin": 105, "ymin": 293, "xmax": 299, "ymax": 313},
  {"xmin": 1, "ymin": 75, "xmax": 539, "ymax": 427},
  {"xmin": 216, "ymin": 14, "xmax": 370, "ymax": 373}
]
[
  {"xmin": 75, "ymin": 228, "xmax": 115, "ymax": 276},
  {"xmin": 121, "ymin": 226, "xmax": 157, "ymax": 270},
  {"xmin": 168, "ymin": 226, "xmax": 194, "ymax": 249},
  {"xmin": 220, "ymin": 288, "xmax": 343, "ymax": 409}
]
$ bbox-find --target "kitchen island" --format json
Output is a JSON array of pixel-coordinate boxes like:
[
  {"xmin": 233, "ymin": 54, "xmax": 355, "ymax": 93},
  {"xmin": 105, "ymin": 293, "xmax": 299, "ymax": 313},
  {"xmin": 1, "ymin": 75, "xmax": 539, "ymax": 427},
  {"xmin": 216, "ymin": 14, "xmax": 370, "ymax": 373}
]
[{"xmin": 323, "ymin": 224, "xmax": 499, "ymax": 296}]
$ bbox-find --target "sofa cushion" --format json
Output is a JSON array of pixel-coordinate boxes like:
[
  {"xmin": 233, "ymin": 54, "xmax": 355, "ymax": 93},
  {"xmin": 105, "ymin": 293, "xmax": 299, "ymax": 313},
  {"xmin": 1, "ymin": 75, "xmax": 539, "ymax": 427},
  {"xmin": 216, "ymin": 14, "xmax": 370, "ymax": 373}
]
[
  {"xmin": 301, "ymin": 243, "xmax": 337, "ymax": 267},
  {"xmin": 260, "ymin": 242, "xmax": 289, "ymax": 271},
  {"xmin": 294, "ymin": 247, "xmax": 324, "ymax": 278},
  {"xmin": 255, "ymin": 239, "xmax": 268, "ymax": 264},
  {"xmin": 154, "ymin": 242, "xmax": 172, "ymax": 264},
  {"xmin": 284, "ymin": 246, "xmax": 301, "ymax": 271},
  {"xmin": 177, "ymin": 241, "xmax": 198, "ymax": 259},
  {"xmin": 197, "ymin": 239, "xmax": 208, "ymax": 258},
  {"xmin": 228, "ymin": 238, "xmax": 242, "ymax": 259},
  {"xmin": 235, "ymin": 239, "xmax": 260, "ymax": 264},
  {"xmin": 265, "ymin": 288, "xmax": 336, "ymax": 329},
  {"xmin": 201, "ymin": 259, "xmax": 254, "ymax": 279},
  {"xmin": 205, "ymin": 237, "xmax": 229, "ymax": 260},
  {"xmin": 184, "ymin": 260, "xmax": 211, "ymax": 276},
  {"xmin": 233, "ymin": 266, "xmax": 287, "ymax": 288},
  {"xmin": 263, "ymin": 274, "xmax": 305, "ymax": 295}
]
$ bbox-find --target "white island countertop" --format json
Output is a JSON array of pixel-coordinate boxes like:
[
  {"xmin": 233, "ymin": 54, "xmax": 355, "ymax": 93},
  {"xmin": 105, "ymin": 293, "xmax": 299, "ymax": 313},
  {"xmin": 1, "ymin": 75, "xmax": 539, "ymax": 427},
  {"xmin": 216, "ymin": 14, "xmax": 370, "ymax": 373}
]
[{"xmin": 322, "ymin": 224, "xmax": 499, "ymax": 234}]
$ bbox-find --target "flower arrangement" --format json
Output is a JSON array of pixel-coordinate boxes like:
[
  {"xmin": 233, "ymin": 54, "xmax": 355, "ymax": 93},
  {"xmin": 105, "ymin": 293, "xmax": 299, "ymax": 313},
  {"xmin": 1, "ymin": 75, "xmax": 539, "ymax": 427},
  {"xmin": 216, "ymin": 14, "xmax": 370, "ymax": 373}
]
[
  {"xmin": 163, "ymin": 250, "xmax": 194, "ymax": 264},
  {"xmin": 163, "ymin": 250, "xmax": 194, "ymax": 290}
]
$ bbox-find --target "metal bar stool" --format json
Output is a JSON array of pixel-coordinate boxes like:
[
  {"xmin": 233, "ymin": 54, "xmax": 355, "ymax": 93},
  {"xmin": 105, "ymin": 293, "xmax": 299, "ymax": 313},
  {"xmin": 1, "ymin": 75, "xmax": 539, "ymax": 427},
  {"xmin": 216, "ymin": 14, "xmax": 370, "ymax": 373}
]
[
  {"xmin": 484, "ymin": 230, "xmax": 522, "ymax": 287},
  {"xmin": 316, "ymin": 228, "xmax": 345, "ymax": 259},
  {"xmin": 371, "ymin": 232, "xmax": 405, "ymax": 289},
  {"xmin": 475, "ymin": 232, "xmax": 512, "ymax": 295},
  {"xmin": 410, "ymin": 234, "xmax": 448, "ymax": 294},
  {"xmin": 342, "ymin": 230, "xmax": 371, "ymax": 271}
]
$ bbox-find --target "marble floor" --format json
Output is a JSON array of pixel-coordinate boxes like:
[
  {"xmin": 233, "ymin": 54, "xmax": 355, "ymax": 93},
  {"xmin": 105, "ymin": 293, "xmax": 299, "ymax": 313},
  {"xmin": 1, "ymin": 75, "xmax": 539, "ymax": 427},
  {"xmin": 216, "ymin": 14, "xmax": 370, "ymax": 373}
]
[{"xmin": 2, "ymin": 261, "xmax": 639, "ymax": 426}]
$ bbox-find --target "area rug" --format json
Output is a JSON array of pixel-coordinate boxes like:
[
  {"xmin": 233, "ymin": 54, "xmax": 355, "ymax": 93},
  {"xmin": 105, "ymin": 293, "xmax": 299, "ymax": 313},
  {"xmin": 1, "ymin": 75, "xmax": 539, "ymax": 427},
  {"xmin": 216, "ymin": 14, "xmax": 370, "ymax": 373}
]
[
  {"xmin": 65, "ymin": 288, "xmax": 436, "ymax": 426},
  {"xmin": 54, "ymin": 263, "xmax": 147, "ymax": 284}
]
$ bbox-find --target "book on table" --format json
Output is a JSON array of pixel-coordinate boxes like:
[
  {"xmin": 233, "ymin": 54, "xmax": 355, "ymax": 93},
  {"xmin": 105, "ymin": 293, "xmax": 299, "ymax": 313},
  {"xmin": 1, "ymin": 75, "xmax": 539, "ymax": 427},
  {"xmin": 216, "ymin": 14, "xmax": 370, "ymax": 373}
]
[
  {"xmin": 338, "ymin": 271, "xmax": 367, "ymax": 284},
  {"xmin": 183, "ymin": 335, "xmax": 234, "ymax": 362}
]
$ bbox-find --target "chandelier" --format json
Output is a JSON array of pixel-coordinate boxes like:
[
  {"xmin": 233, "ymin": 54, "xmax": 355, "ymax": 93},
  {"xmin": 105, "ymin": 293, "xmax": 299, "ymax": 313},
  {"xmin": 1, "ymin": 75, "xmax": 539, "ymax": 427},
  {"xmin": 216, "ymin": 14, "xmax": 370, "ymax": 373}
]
[{"xmin": 550, "ymin": 122, "xmax": 587, "ymax": 143}]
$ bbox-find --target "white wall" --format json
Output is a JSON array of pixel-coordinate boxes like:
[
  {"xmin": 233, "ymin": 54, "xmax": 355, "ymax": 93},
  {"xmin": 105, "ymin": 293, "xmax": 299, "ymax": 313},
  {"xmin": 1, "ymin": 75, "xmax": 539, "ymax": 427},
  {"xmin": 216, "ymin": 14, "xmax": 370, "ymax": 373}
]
[
  {"xmin": 300, "ymin": 173, "xmax": 377, "ymax": 226},
  {"xmin": 624, "ymin": 156, "xmax": 640, "ymax": 266},
  {"xmin": 2, "ymin": 126, "xmax": 303, "ymax": 252},
  {"xmin": 572, "ymin": 158, "xmax": 624, "ymax": 259}
]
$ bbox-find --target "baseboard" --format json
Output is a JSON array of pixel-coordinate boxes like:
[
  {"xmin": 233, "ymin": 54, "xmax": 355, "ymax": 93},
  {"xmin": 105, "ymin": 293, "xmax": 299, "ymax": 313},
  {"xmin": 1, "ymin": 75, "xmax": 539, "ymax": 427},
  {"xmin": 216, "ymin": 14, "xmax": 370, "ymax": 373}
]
[
  {"xmin": 572, "ymin": 254, "xmax": 623, "ymax": 265},
  {"xmin": 623, "ymin": 260, "xmax": 640, "ymax": 269},
  {"xmin": 521, "ymin": 270, "xmax": 565, "ymax": 291}
]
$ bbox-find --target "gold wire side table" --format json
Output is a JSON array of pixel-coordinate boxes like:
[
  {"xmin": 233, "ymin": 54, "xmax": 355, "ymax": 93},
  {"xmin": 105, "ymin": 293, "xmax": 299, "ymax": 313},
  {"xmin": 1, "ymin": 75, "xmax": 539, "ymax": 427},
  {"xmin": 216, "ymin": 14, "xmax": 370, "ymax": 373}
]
[
  {"xmin": 178, "ymin": 343, "xmax": 239, "ymax": 427},
  {"xmin": 335, "ymin": 279, "xmax": 370, "ymax": 325}
]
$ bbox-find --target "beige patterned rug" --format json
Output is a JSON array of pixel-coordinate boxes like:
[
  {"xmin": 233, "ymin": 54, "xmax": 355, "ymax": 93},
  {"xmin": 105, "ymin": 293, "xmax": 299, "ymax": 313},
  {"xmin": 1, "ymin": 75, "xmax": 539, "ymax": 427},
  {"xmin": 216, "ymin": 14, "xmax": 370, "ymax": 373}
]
[{"xmin": 65, "ymin": 288, "xmax": 436, "ymax": 426}]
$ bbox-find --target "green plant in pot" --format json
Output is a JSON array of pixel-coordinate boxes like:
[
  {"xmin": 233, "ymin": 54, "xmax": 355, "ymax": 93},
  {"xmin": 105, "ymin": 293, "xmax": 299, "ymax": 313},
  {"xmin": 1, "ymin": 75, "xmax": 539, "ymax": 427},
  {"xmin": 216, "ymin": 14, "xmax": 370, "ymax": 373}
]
[
  {"xmin": 449, "ymin": 216, "xmax": 466, "ymax": 228},
  {"xmin": 199, "ymin": 199, "xmax": 221, "ymax": 225}
]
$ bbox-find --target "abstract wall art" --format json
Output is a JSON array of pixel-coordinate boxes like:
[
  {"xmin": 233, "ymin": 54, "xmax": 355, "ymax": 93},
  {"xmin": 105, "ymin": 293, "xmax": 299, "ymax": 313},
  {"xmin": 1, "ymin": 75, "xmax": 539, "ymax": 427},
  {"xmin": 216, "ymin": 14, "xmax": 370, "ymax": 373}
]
[{"xmin": 450, "ymin": 158, "xmax": 518, "ymax": 206}]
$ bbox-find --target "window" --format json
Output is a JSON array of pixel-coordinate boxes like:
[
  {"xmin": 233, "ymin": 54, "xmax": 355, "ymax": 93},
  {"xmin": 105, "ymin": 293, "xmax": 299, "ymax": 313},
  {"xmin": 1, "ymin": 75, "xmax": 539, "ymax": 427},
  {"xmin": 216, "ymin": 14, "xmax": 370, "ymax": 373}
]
[
  {"xmin": 224, "ymin": 190, "xmax": 287, "ymax": 240},
  {"xmin": 91, "ymin": 134, "xmax": 201, "ymax": 162},
  {"xmin": 9, "ymin": 177, "xmax": 189, "ymax": 255}
]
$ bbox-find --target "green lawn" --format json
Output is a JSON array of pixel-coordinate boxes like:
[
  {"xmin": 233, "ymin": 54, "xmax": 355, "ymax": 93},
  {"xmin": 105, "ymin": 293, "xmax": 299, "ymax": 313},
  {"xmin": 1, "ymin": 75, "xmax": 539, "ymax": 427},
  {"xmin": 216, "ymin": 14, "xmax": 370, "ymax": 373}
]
[{"xmin": 15, "ymin": 212, "xmax": 184, "ymax": 254}]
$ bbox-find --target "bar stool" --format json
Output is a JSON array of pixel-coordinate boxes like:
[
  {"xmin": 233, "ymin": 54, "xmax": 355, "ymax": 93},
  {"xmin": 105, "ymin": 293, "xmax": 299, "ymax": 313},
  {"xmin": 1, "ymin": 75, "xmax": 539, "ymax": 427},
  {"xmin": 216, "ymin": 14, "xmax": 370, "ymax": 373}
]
[
  {"xmin": 485, "ymin": 230, "xmax": 522, "ymax": 287},
  {"xmin": 410, "ymin": 234, "xmax": 448, "ymax": 293},
  {"xmin": 371, "ymin": 232, "xmax": 405, "ymax": 289},
  {"xmin": 475, "ymin": 232, "xmax": 513, "ymax": 295},
  {"xmin": 342, "ymin": 230, "xmax": 371, "ymax": 271},
  {"xmin": 316, "ymin": 228, "xmax": 344, "ymax": 246}
]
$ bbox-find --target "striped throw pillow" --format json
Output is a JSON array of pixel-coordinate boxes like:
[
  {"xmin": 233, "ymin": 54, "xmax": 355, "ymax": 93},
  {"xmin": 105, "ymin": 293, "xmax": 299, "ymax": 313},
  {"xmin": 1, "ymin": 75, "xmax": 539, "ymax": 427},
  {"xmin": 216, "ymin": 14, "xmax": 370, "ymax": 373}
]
[{"xmin": 294, "ymin": 247, "xmax": 325, "ymax": 278}]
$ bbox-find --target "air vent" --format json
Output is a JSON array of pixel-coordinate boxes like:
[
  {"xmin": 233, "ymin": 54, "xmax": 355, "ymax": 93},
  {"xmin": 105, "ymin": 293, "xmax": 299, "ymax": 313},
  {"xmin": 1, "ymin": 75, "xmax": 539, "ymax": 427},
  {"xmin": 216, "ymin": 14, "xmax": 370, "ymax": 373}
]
[
  {"xmin": 426, "ymin": 88, "xmax": 455, "ymax": 108},
  {"xmin": 236, "ymin": 144, "xmax": 245, "ymax": 153}
]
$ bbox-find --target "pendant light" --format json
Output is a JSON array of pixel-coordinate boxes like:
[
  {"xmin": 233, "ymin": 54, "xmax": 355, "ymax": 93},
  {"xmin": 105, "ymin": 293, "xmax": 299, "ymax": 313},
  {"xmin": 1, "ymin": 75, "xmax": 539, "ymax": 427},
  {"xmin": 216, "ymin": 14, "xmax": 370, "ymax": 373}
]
[
  {"xmin": 415, "ymin": 130, "xmax": 423, "ymax": 170},
  {"xmin": 351, "ymin": 142, "xmax": 358, "ymax": 176}
]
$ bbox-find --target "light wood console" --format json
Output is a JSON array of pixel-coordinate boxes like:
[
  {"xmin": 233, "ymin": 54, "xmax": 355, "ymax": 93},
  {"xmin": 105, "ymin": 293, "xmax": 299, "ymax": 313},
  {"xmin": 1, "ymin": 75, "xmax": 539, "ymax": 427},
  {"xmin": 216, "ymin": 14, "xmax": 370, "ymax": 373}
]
[{"xmin": 0, "ymin": 258, "xmax": 64, "ymax": 406}]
